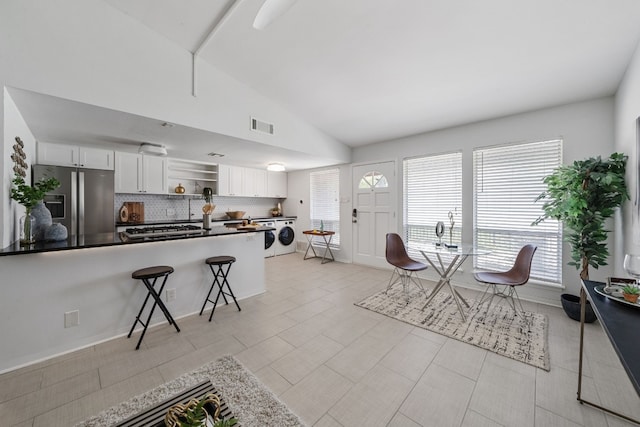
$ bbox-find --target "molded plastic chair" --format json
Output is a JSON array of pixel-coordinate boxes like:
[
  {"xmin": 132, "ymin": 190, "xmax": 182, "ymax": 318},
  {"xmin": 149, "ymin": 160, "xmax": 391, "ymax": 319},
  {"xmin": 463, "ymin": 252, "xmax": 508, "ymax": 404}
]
[
  {"xmin": 385, "ymin": 233, "xmax": 428, "ymax": 296},
  {"xmin": 474, "ymin": 244, "xmax": 537, "ymax": 316}
]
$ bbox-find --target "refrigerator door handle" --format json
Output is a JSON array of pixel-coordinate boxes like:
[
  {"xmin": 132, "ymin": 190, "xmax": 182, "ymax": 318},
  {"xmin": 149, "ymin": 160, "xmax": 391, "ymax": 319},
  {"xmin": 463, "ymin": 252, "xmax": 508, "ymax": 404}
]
[
  {"xmin": 71, "ymin": 171, "xmax": 78, "ymax": 235},
  {"xmin": 79, "ymin": 171, "xmax": 85, "ymax": 235}
]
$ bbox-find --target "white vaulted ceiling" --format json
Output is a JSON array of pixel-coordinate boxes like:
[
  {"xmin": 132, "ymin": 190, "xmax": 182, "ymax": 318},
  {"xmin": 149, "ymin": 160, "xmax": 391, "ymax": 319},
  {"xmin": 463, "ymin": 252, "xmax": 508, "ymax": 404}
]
[{"xmin": 102, "ymin": 0, "xmax": 640, "ymax": 146}]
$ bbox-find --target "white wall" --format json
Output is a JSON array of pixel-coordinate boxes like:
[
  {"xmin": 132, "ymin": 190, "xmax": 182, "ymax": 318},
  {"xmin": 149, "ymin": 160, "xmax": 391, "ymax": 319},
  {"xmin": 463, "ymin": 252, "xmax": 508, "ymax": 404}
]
[
  {"xmin": 287, "ymin": 97, "xmax": 617, "ymax": 305},
  {"xmin": 286, "ymin": 163, "xmax": 351, "ymax": 261},
  {"xmin": 0, "ymin": 233, "xmax": 264, "ymax": 373},
  {"xmin": 2, "ymin": 89, "xmax": 37, "ymax": 247},
  {"xmin": 615, "ymin": 39, "xmax": 640, "ymax": 275},
  {"xmin": 0, "ymin": 0, "xmax": 349, "ymax": 167}
]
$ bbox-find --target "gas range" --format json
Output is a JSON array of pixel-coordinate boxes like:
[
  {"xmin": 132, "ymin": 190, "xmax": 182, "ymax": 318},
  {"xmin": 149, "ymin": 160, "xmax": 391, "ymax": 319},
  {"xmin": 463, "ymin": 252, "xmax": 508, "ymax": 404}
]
[{"xmin": 122, "ymin": 224, "xmax": 204, "ymax": 239}]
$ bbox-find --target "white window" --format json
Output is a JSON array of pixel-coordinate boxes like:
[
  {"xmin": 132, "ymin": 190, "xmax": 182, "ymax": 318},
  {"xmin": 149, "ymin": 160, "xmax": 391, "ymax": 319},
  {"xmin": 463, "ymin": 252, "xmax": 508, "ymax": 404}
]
[
  {"xmin": 310, "ymin": 168, "xmax": 340, "ymax": 246},
  {"xmin": 473, "ymin": 139, "xmax": 562, "ymax": 284},
  {"xmin": 358, "ymin": 171, "xmax": 389, "ymax": 189},
  {"xmin": 403, "ymin": 152, "xmax": 462, "ymax": 257}
]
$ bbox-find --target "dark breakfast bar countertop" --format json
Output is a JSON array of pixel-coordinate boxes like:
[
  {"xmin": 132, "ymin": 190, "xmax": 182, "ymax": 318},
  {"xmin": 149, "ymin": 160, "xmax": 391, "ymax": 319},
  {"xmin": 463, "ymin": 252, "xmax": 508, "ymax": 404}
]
[
  {"xmin": 0, "ymin": 225, "xmax": 275, "ymax": 256},
  {"xmin": 0, "ymin": 220, "xmax": 270, "ymax": 373}
]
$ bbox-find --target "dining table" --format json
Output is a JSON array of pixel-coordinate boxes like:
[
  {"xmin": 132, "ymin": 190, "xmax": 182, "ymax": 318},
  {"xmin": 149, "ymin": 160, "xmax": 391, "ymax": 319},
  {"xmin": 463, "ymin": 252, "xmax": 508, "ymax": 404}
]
[{"xmin": 416, "ymin": 243, "xmax": 491, "ymax": 322}]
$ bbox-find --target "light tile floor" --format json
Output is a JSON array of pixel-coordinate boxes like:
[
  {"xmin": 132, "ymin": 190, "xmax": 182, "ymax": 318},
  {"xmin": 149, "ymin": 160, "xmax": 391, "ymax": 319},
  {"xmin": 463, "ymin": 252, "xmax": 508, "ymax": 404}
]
[{"xmin": 1, "ymin": 253, "xmax": 639, "ymax": 427}]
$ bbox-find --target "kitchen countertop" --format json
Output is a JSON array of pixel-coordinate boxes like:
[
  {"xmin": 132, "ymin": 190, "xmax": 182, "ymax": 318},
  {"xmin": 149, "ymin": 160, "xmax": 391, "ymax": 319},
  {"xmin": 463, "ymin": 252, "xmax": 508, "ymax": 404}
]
[
  {"xmin": 115, "ymin": 216, "xmax": 296, "ymax": 227},
  {"xmin": 0, "ymin": 225, "xmax": 275, "ymax": 257}
]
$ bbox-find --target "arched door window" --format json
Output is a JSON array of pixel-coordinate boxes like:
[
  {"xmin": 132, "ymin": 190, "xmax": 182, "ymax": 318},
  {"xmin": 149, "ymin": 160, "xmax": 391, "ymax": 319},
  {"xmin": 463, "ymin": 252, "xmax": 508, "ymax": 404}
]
[{"xmin": 358, "ymin": 171, "xmax": 388, "ymax": 189}]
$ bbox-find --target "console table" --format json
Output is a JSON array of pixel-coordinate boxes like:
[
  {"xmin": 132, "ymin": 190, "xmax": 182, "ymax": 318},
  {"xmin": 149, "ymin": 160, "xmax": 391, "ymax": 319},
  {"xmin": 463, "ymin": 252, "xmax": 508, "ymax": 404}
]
[
  {"xmin": 579, "ymin": 280, "xmax": 640, "ymax": 425},
  {"xmin": 302, "ymin": 230, "xmax": 335, "ymax": 264}
]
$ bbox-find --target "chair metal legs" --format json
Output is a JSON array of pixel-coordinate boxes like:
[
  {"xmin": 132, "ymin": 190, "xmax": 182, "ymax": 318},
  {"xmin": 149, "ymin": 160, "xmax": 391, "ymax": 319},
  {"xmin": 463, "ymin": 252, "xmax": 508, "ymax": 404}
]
[
  {"xmin": 127, "ymin": 273, "xmax": 180, "ymax": 350},
  {"xmin": 385, "ymin": 267, "xmax": 427, "ymax": 297},
  {"xmin": 477, "ymin": 283, "xmax": 530, "ymax": 324},
  {"xmin": 200, "ymin": 261, "xmax": 241, "ymax": 322}
]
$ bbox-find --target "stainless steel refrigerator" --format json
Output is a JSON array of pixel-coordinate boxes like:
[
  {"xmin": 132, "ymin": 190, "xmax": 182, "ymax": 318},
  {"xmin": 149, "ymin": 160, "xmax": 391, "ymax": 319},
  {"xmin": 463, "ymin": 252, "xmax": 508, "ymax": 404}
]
[{"xmin": 32, "ymin": 165, "xmax": 115, "ymax": 236}]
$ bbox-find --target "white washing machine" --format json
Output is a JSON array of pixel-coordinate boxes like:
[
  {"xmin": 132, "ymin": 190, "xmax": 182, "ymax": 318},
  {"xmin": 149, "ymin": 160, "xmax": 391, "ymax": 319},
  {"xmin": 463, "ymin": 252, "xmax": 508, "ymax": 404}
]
[
  {"xmin": 275, "ymin": 219, "xmax": 296, "ymax": 255},
  {"xmin": 255, "ymin": 219, "xmax": 276, "ymax": 257}
]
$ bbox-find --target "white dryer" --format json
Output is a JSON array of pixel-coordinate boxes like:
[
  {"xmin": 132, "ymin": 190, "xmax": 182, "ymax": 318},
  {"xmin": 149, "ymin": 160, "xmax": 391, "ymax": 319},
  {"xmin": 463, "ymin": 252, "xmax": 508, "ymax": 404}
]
[
  {"xmin": 275, "ymin": 219, "xmax": 296, "ymax": 255},
  {"xmin": 255, "ymin": 219, "xmax": 276, "ymax": 257}
]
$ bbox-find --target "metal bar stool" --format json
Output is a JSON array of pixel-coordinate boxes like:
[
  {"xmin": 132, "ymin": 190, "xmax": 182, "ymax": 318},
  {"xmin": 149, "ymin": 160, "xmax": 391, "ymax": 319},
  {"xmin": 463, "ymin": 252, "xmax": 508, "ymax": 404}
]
[
  {"xmin": 200, "ymin": 256, "xmax": 241, "ymax": 321},
  {"xmin": 127, "ymin": 265, "xmax": 180, "ymax": 350}
]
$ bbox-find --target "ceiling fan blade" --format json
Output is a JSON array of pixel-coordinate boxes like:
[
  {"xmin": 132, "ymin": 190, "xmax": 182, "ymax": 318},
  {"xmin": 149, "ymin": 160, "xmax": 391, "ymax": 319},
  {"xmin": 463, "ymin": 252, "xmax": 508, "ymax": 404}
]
[{"xmin": 253, "ymin": 0, "xmax": 297, "ymax": 30}]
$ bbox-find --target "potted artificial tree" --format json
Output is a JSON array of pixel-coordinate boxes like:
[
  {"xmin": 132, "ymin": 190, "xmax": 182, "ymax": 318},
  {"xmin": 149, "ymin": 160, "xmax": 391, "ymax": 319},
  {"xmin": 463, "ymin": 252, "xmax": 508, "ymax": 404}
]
[{"xmin": 533, "ymin": 152, "xmax": 629, "ymax": 320}]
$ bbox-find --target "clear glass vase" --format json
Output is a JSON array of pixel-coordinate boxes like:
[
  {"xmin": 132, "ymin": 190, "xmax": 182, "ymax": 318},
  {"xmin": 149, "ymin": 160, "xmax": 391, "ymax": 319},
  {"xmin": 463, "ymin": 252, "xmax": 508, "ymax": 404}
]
[{"xmin": 20, "ymin": 211, "xmax": 35, "ymax": 246}]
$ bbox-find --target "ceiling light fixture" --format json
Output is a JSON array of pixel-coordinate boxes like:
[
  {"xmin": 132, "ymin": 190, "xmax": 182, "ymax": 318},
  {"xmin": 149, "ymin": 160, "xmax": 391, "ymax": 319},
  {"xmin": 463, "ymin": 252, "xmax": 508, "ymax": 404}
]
[
  {"xmin": 208, "ymin": 152, "xmax": 225, "ymax": 157},
  {"xmin": 161, "ymin": 122, "xmax": 175, "ymax": 128},
  {"xmin": 267, "ymin": 163, "xmax": 285, "ymax": 172},
  {"xmin": 138, "ymin": 143, "xmax": 168, "ymax": 156}
]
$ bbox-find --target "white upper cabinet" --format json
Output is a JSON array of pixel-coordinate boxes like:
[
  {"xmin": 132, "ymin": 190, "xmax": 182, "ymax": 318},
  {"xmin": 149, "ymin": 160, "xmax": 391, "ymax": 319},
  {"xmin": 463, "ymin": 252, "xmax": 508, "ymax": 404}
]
[
  {"xmin": 267, "ymin": 171, "xmax": 287, "ymax": 198},
  {"xmin": 245, "ymin": 168, "xmax": 267, "ymax": 197},
  {"xmin": 217, "ymin": 164, "xmax": 244, "ymax": 196},
  {"xmin": 143, "ymin": 155, "xmax": 167, "ymax": 194},
  {"xmin": 115, "ymin": 152, "xmax": 141, "ymax": 193},
  {"xmin": 37, "ymin": 142, "xmax": 114, "ymax": 170},
  {"xmin": 218, "ymin": 165, "xmax": 273, "ymax": 197},
  {"xmin": 115, "ymin": 152, "xmax": 166, "ymax": 194}
]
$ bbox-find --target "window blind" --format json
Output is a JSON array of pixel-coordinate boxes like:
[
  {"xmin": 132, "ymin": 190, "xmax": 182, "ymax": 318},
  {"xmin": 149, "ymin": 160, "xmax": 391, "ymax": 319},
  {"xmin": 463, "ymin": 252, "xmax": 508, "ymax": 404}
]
[
  {"xmin": 310, "ymin": 168, "xmax": 340, "ymax": 246},
  {"xmin": 403, "ymin": 152, "xmax": 462, "ymax": 257},
  {"xmin": 473, "ymin": 140, "xmax": 562, "ymax": 284}
]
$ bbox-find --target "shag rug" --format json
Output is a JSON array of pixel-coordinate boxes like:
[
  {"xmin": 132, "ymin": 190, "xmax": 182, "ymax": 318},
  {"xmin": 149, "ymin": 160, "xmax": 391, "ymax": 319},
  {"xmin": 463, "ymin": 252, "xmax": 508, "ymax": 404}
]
[
  {"xmin": 75, "ymin": 355, "xmax": 305, "ymax": 427},
  {"xmin": 355, "ymin": 287, "xmax": 550, "ymax": 371}
]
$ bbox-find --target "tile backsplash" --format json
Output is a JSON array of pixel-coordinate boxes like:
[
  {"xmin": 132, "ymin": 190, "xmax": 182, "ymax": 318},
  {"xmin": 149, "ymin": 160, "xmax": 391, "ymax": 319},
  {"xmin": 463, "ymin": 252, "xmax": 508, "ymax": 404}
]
[{"xmin": 115, "ymin": 194, "xmax": 284, "ymax": 222}]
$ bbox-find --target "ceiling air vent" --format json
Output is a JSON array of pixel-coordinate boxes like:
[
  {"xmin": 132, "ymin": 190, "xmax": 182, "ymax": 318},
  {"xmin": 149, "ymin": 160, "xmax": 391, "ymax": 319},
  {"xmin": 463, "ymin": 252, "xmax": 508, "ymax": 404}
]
[{"xmin": 251, "ymin": 117, "xmax": 274, "ymax": 135}]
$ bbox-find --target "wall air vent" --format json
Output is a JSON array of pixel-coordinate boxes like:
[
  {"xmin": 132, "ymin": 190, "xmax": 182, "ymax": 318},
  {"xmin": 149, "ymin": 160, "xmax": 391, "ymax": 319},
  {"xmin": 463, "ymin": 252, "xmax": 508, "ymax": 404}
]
[{"xmin": 251, "ymin": 117, "xmax": 274, "ymax": 135}]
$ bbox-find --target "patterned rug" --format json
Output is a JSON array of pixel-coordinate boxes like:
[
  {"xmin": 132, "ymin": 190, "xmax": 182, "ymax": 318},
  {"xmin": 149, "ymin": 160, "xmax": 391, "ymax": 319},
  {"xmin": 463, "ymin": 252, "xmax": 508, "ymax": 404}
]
[
  {"xmin": 355, "ymin": 287, "xmax": 550, "ymax": 371},
  {"xmin": 75, "ymin": 355, "xmax": 305, "ymax": 427}
]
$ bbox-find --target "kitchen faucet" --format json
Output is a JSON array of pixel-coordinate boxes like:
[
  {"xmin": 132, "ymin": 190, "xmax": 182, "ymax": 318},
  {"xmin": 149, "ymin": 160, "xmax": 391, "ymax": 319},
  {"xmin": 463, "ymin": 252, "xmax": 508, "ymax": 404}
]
[{"xmin": 188, "ymin": 198, "xmax": 194, "ymax": 219}]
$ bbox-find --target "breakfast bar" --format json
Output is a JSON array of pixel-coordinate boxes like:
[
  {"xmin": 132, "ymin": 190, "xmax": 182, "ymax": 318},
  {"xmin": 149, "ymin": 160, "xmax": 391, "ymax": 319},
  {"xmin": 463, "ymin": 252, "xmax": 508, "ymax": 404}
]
[{"xmin": 0, "ymin": 226, "xmax": 272, "ymax": 373}]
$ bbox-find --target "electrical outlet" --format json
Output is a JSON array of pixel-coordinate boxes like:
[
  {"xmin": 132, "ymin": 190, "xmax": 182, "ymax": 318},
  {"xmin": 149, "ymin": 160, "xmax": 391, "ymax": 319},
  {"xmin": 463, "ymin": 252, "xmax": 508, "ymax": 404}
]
[
  {"xmin": 166, "ymin": 208, "xmax": 176, "ymax": 217},
  {"xmin": 64, "ymin": 310, "xmax": 79, "ymax": 328},
  {"xmin": 166, "ymin": 288, "xmax": 176, "ymax": 302}
]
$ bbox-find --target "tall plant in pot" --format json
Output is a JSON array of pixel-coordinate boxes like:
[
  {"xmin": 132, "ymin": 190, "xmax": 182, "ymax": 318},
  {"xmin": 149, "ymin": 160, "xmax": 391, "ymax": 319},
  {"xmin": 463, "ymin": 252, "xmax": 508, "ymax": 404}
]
[{"xmin": 533, "ymin": 152, "xmax": 629, "ymax": 280}]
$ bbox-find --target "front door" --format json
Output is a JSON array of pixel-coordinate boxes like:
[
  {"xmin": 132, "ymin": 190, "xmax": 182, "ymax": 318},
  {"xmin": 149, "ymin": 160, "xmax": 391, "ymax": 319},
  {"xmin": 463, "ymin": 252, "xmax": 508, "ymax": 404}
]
[{"xmin": 352, "ymin": 161, "xmax": 396, "ymax": 268}]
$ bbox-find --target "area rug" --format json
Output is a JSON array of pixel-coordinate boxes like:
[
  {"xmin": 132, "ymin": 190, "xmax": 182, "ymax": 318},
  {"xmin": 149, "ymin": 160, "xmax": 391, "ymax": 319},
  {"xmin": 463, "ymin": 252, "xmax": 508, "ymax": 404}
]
[
  {"xmin": 355, "ymin": 287, "xmax": 549, "ymax": 371},
  {"xmin": 75, "ymin": 355, "xmax": 305, "ymax": 427}
]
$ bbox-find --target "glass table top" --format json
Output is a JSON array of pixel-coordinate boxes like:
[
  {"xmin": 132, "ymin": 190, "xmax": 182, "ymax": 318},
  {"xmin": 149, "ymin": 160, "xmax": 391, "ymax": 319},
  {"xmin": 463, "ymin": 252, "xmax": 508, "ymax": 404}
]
[{"xmin": 412, "ymin": 242, "xmax": 491, "ymax": 256}]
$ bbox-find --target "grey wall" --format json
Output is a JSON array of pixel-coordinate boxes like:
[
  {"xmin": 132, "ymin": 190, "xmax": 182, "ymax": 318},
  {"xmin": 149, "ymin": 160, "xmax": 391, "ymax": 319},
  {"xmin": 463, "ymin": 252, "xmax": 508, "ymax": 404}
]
[
  {"xmin": 288, "ymin": 97, "xmax": 617, "ymax": 305},
  {"xmin": 615, "ymin": 39, "xmax": 640, "ymax": 274}
]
